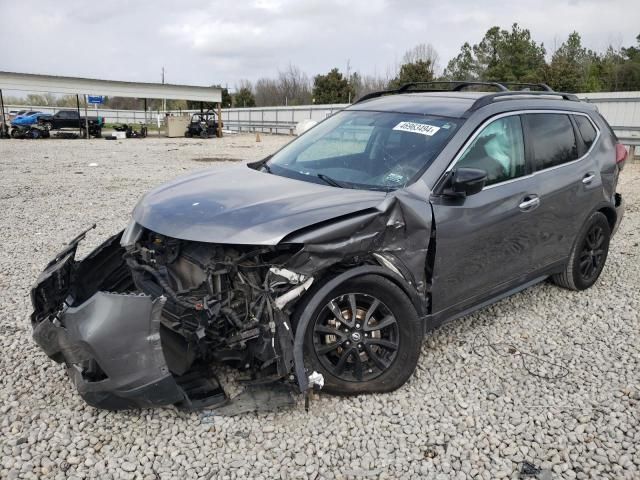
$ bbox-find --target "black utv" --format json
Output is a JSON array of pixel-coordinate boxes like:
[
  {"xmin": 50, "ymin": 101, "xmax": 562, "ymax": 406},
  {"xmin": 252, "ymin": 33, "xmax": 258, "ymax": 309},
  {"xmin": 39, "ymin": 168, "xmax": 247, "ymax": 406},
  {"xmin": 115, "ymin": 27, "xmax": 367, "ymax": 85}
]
[{"xmin": 184, "ymin": 111, "xmax": 221, "ymax": 138}]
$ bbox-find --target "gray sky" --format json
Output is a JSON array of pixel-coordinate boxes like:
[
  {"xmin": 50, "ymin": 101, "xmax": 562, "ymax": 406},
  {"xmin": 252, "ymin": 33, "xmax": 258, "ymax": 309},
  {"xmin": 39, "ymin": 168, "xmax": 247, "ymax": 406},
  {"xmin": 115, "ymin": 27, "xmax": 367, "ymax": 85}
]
[{"xmin": 1, "ymin": 0, "xmax": 638, "ymax": 89}]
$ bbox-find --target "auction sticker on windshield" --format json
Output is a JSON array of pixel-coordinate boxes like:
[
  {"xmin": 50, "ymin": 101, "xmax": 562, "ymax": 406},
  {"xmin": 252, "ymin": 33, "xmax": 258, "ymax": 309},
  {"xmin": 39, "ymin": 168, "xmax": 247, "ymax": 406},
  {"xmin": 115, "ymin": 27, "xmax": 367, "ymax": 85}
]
[{"xmin": 393, "ymin": 121, "xmax": 441, "ymax": 136}]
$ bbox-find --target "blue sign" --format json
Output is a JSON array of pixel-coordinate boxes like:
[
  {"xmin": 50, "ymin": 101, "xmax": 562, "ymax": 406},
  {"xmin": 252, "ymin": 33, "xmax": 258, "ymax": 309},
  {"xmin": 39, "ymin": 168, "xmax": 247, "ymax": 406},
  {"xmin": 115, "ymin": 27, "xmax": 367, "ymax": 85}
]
[{"xmin": 87, "ymin": 95, "xmax": 104, "ymax": 104}]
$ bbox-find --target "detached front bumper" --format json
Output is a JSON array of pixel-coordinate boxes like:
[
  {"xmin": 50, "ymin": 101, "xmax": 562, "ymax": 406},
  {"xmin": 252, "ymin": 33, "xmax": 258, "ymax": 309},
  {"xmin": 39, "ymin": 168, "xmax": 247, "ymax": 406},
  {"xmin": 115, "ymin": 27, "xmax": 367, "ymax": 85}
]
[
  {"xmin": 33, "ymin": 293, "xmax": 184, "ymax": 410},
  {"xmin": 30, "ymin": 230, "xmax": 186, "ymax": 410}
]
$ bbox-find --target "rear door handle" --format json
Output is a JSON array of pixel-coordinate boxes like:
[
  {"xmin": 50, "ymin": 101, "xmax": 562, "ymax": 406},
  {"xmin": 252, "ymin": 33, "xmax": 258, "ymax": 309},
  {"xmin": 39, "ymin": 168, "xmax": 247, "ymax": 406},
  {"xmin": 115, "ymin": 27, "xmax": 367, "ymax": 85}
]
[
  {"xmin": 582, "ymin": 172, "xmax": 596, "ymax": 184},
  {"xmin": 519, "ymin": 195, "xmax": 540, "ymax": 211}
]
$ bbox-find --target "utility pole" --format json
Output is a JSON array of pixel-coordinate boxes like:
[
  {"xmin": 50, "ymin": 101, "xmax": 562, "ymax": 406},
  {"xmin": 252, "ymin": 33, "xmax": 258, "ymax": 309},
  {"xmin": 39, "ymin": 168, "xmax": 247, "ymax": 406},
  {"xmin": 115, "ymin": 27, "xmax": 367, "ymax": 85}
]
[
  {"xmin": 84, "ymin": 95, "xmax": 89, "ymax": 139},
  {"xmin": 346, "ymin": 59, "xmax": 352, "ymax": 104},
  {"xmin": 0, "ymin": 89, "xmax": 6, "ymax": 138},
  {"xmin": 162, "ymin": 67, "xmax": 166, "ymax": 113}
]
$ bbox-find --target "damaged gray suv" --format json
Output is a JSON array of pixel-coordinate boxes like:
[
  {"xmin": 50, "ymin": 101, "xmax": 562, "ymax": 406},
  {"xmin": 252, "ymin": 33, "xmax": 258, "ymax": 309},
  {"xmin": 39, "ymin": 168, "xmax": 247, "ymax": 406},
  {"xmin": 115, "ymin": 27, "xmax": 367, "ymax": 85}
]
[{"xmin": 31, "ymin": 82, "xmax": 626, "ymax": 410}]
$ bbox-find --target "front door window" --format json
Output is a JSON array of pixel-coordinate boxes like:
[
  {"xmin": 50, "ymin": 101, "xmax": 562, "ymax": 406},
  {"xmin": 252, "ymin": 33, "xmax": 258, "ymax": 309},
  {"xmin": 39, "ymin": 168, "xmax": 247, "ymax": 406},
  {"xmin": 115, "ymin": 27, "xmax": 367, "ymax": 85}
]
[{"xmin": 456, "ymin": 115, "xmax": 526, "ymax": 186}]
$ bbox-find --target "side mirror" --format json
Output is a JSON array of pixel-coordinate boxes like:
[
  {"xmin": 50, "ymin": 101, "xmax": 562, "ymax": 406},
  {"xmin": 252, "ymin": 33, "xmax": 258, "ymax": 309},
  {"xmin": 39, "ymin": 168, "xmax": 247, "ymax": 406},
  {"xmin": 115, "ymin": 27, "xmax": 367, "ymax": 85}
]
[{"xmin": 443, "ymin": 167, "xmax": 487, "ymax": 198}]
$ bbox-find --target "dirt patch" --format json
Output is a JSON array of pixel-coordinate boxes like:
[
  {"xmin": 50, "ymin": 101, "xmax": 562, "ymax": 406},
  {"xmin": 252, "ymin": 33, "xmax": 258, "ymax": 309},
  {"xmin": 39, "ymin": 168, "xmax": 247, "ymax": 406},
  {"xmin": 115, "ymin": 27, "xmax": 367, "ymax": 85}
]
[{"xmin": 192, "ymin": 157, "xmax": 243, "ymax": 163}]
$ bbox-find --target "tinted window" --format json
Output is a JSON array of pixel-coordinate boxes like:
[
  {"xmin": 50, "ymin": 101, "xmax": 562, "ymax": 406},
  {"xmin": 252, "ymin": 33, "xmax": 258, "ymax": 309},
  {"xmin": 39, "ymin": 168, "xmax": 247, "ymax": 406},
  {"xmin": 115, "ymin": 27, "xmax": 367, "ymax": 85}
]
[
  {"xmin": 456, "ymin": 115, "xmax": 525, "ymax": 186},
  {"xmin": 574, "ymin": 115, "xmax": 597, "ymax": 149},
  {"xmin": 526, "ymin": 114, "xmax": 578, "ymax": 169}
]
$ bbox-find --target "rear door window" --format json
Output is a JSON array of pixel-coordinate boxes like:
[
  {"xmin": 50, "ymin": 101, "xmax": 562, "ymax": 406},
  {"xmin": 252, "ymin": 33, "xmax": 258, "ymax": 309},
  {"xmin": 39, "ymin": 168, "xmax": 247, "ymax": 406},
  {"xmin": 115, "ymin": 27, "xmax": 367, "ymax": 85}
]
[
  {"xmin": 574, "ymin": 115, "xmax": 598, "ymax": 149},
  {"xmin": 525, "ymin": 114, "xmax": 578, "ymax": 170}
]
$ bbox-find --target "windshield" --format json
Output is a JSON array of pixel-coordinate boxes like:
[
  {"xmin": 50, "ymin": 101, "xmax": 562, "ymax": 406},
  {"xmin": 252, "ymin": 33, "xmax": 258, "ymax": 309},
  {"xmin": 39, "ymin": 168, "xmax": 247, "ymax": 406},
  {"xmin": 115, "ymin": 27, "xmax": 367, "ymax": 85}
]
[{"xmin": 265, "ymin": 110, "xmax": 460, "ymax": 190}]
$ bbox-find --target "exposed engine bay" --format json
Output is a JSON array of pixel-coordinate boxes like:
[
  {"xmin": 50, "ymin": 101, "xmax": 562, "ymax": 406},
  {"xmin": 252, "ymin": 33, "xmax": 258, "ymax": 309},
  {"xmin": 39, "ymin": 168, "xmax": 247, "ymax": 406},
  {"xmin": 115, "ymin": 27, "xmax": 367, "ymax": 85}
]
[{"xmin": 126, "ymin": 230, "xmax": 309, "ymax": 382}]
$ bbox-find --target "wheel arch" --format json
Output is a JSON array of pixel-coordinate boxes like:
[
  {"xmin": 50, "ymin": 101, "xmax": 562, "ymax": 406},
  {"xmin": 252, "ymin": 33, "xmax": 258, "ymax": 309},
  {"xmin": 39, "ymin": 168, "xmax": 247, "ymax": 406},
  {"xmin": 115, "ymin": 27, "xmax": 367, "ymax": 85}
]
[
  {"xmin": 597, "ymin": 204, "xmax": 617, "ymax": 233},
  {"xmin": 291, "ymin": 265, "xmax": 424, "ymax": 392}
]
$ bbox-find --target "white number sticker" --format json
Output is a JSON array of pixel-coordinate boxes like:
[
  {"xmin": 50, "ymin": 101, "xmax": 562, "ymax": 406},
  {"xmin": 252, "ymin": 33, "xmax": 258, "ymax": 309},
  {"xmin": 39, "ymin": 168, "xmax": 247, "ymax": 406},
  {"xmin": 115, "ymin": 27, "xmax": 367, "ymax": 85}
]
[{"xmin": 392, "ymin": 121, "xmax": 441, "ymax": 136}]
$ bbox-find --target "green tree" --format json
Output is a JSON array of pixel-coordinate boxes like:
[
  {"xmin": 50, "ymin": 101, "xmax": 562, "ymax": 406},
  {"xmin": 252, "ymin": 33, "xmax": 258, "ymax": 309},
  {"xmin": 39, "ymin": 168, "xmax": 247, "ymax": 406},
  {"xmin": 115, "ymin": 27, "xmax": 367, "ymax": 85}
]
[
  {"xmin": 443, "ymin": 24, "xmax": 546, "ymax": 83},
  {"xmin": 443, "ymin": 42, "xmax": 476, "ymax": 80},
  {"xmin": 614, "ymin": 34, "xmax": 640, "ymax": 90},
  {"xmin": 546, "ymin": 32, "xmax": 601, "ymax": 92},
  {"xmin": 234, "ymin": 87, "xmax": 256, "ymax": 107},
  {"xmin": 312, "ymin": 68, "xmax": 354, "ymax": 104},
  {"xmin": 388, "ymin": 60, "xmax": 434, "ymax": 89}
]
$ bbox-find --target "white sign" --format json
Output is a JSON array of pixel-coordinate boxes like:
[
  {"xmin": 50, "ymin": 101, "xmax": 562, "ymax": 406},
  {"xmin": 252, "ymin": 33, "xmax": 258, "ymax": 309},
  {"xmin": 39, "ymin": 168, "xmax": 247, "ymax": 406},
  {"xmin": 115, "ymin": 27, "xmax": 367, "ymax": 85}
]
[{"xmin": 393, "ymin": 121, "xmax": 441, "ymax": 136}]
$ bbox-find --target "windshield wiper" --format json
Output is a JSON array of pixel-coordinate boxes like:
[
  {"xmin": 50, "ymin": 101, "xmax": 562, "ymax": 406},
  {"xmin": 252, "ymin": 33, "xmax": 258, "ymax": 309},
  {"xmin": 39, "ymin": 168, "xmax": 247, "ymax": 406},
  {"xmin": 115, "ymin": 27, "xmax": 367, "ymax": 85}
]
[{"xmin": 316, "ymin": 173, "xmax": 346, "ymax": 188}]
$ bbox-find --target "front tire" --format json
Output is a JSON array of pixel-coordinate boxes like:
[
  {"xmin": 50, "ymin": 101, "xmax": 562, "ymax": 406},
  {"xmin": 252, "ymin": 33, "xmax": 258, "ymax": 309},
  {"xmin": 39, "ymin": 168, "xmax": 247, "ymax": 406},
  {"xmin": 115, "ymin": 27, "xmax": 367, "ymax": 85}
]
[
  {"xmin": 300, "ymin": 275, "xmax": 422, "ymax": 394},
  {"xmin": 552, "ymin": 211, "xmax": 611, "ymax": 291}
]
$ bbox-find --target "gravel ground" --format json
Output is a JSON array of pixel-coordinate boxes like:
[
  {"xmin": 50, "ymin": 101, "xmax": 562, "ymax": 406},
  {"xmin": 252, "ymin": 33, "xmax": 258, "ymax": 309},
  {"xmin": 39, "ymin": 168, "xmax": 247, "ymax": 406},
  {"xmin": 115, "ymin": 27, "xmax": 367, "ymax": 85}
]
[{"xmin": 0, "ymin": 135, "xmax": 638, "ymax": 480}]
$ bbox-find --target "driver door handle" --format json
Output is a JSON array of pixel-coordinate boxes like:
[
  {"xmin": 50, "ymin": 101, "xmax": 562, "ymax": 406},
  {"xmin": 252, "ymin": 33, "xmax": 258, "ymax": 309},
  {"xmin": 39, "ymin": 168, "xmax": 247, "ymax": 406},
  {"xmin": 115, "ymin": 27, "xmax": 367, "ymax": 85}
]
[
  {"xmin": 519, "ymin": 195, "xmax": 540, "ymax": 211},
  {"xmin": 582, "ymin": 172, "xmax": 596, "ymax": 184}
]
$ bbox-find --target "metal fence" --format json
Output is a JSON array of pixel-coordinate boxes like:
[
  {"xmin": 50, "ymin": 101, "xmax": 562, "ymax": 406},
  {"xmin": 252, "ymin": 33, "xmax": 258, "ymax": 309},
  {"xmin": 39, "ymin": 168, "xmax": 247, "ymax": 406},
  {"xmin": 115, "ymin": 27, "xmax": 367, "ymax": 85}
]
[
  {"xmin": 3, "ymin": 94, "xmax": 639, "ymax": 145},
  {"xmin": 219, "ymin": 104, "xmax": 349, "ymax": 135}
]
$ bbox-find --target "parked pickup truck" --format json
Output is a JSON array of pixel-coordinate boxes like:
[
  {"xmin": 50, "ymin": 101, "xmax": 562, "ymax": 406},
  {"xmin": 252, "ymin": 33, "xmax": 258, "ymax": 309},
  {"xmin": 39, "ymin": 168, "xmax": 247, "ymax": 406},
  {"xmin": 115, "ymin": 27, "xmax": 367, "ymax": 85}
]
[{"xmin": 38, "ymin": 110, "xmax": 104, "ymax": 138}]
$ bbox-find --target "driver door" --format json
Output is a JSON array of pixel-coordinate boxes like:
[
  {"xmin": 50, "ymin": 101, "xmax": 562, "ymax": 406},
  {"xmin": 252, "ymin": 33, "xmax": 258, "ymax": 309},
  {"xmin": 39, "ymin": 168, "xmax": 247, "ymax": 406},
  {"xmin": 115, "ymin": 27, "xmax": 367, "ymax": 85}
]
[{"xmin": 429, "ymin": 114, "xmax": 540, "ymax": 316}]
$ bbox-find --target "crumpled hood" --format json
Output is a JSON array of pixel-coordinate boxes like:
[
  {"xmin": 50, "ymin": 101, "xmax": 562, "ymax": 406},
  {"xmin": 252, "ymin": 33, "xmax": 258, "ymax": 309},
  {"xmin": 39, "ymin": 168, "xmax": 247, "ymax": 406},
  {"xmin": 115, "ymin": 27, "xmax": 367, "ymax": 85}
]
[{"xmin": 132, "ymin": 166, "xmax": 387, "ymax": 244}]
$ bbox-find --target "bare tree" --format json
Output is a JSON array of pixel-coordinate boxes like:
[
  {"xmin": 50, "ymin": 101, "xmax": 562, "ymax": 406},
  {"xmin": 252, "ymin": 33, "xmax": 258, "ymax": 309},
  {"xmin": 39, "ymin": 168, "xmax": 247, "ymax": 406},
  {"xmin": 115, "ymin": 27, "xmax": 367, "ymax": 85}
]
[
  {"xmin": 236, "ymin": 79, "xmax": 253, "ymax": 92},
  {"xmin": 401, "ymin": 43, "xmax": 440, "ymax": 76},
  {"xmin": 352, "ymin": 73, "xmax": 389, "ymax": 99},
  {"xmin": 277, "ymin": 63, "xmax": 312, "ymax": 105},
  {"xmin": 254, "ymin": 78, "xmax": 280, "ymax": 106}
]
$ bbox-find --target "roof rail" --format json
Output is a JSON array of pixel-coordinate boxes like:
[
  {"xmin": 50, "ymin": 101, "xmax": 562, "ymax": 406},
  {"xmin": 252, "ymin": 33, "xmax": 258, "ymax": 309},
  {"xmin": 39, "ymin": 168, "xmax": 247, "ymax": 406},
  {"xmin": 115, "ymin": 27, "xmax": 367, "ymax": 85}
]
[
  {"xmin": 468, "ymin": 91, "xmax": 580, "ymax": 112},
  {"xmin": 499, "ymin": 82, "xmax": 553, "ymax": 92},
  {"xmin": 355, "ymin": 81, "xmax": 511, "ymax": 103},
  {"xmin": 397, "ymin": 81, "xmax": 509, "ymax": 92},
  {"xmin": 354, "ymin": 81, "xmax": 580, "ymax": 111}
]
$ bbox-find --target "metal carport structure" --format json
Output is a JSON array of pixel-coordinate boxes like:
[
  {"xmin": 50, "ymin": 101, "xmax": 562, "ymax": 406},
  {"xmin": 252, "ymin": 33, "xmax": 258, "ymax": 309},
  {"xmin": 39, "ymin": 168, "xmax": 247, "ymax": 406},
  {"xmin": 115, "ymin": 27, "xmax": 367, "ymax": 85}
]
[{"xmin": 0, "ymin": 71, "xmax": 222, "ymax": 138}]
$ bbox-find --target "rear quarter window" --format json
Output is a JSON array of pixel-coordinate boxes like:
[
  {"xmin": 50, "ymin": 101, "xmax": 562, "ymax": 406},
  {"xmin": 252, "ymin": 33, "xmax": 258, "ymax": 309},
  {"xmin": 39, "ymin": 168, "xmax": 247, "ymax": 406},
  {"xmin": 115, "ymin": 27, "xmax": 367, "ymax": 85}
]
[
  {"xmin": 574, "ymin": 115, "xmax": 598, "ymax": 149},
  {"xmin": 525, "ymin": 113, "xmax": 578, "ymax": 170}
]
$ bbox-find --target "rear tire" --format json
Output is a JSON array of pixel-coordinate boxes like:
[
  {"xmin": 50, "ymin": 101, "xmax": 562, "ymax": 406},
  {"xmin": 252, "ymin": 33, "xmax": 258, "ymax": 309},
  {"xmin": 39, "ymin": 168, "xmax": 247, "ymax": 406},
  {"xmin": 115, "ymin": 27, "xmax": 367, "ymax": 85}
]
[
  {"xmin": 299, "ymin": 275, "xmax": 422, "ymax": 394},
  {"xmin": 552, "ymin": 211, "xmax": 610, "ymax": 291}
]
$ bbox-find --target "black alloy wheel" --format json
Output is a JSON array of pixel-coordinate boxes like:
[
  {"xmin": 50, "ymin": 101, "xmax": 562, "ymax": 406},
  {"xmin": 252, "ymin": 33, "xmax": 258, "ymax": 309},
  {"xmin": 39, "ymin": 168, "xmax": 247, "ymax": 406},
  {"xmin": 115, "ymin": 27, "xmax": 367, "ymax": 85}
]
[
  {"xmin": 552, "ymin": 211, "xmax": 611, "ymax": 291},
  {"xmin": 300, "ymin": 275, "xmax": 422, "ymax": 394},
  {"xmin": 312, "ymin": 292, "xmax": 400, "ymax": 383},
  {"xmin": 579, "ymin": 224, "xmax": 606, "ymax": 282}
]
